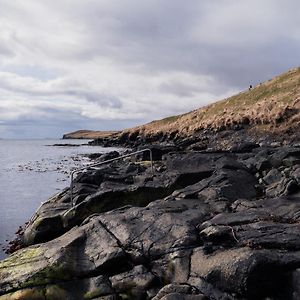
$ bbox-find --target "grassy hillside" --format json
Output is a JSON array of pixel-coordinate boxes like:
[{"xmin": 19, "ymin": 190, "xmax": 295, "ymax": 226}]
[{"xmin": 123, "ymin": 67, "xmax": 300, "ymax": 137}]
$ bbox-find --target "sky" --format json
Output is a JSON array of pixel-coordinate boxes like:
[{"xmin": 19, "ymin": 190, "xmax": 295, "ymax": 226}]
[{"xmin": 0, "ymin": 0, "xmax": 299, "ymax": 138}]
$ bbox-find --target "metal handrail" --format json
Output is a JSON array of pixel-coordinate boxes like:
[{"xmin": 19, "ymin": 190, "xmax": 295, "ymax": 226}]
[{"xmin": 70, "ymin": 148, "xmax": 154, "ymax": 205}]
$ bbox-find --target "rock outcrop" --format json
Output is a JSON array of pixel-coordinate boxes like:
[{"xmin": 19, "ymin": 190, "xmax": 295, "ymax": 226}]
[{"xmin": 1, "ymin": 141, "xmax": 300, "ymax": 299}]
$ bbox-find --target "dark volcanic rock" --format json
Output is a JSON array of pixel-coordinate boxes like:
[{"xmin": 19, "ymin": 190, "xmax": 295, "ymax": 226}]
[
  {"xmin": 190, "ymin": 247, "xmax": 300, "ymax": 299},
  {"xmin": 98, "ymin": 150, "xmax": 120, "ymax": 161},
  {"xmin": 87, "ymin": 152, "xmax": 103, "ymax": 160},
  {"xmin": 138, "ymin": 145, "xmax": 179, "ymax": 161},
  {"xmin": 229, "ymin": 141, "xmax": 260, "ymax": 153},
  {"xmin": 1, "ymin": 145, "xmax": 300, "ymax": 299}
]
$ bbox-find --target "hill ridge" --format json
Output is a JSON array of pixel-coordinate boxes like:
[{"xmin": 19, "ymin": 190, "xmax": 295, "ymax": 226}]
[
  {"xmin": 122, "ymin": 67, "xmax": 300, "ymax": 138},
  {"xmin": 64, "ymin": 67, "xmax": 300, "ymax": 141}
]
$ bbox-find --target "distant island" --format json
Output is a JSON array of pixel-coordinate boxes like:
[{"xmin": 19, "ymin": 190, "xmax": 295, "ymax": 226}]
[{"xmin": 62, "ymin": 129, "xmax": 120, "ymax": 139}]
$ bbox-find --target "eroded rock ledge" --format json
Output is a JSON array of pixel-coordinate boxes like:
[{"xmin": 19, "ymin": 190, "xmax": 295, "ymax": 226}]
[{"xmin": 1, "ymin": 141, "xmax": 300, "ymax": 299}]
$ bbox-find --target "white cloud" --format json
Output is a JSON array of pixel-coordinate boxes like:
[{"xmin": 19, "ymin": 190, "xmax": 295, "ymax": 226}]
[{"xmin": 0, "ymin": 0, "xmax": 299, "ymax": 137}]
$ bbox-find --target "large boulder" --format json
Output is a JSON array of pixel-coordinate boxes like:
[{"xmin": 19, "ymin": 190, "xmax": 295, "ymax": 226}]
[
  {"xmin": 190, "ymin": 247, "xmax": 300, "ymax": 299},
  {"xmin": 23, "ymin": 156, "xmax": 216, "ymax": 246},
  {"xmin": 0, "ymin": 198, "xmax": 211, "ymax": 299}
]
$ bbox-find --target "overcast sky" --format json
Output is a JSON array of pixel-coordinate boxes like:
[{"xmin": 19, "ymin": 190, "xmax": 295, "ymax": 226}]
[{"xmin": 0, "ymin": 0, "xmax": 299, "ymax": 138}]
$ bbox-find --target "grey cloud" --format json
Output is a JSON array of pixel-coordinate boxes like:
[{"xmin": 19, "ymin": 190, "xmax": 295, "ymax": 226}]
[
  {"xmin": 0, "ymin": 0, "xmax": 300, "ymax": 138},
  {"xmin": 0, "ymin": 44, "xmax": 14, "ymax": 57},
  {"xmin": 64, "ymin": 90, "xmax": 122, "ymax": 109},
  {"xmin": 158, "ymin": 78, "xmax": 228, "ymax": 98},
  {"xmin": 74, "ymin": 0, "xmax": 300, "ymax": 89},
  {"xmin": 159, "ymin": 81, "xmax": 199, "ymax": 98},
  {"xmin": 4, "ymin": 1, "xmax": 299, "ymax": 89},
  {"xmin": 0, "ymin": 74, "xmax": 122, "ymax": 109},
  {"xmin": 201, "ymin": 37, "xmax": 300, "ymax": 88}
]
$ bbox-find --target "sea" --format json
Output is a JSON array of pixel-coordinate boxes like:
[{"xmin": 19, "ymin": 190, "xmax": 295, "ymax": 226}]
[{"xmin": 0, "ymin": 139, "xmax": 121, "ymax": 260}]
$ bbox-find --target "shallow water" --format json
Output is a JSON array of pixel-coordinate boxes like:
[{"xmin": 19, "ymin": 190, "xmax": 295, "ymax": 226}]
[{"xmin": 0, "ymin": 139, "xmax": 121, "ymax": 260}]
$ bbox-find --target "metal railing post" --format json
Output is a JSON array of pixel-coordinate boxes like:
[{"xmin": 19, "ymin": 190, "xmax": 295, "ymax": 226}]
[
  {"xmin": 149, "ymin": 149, "xmax": 154, "ymax": 175},
  {"xmin": 70, "ymin": 172, "xmax": 74, "ymax": 205},
  {"xmin": 70, "ymin": 148, "xmax": 154, "ymax": 206}
]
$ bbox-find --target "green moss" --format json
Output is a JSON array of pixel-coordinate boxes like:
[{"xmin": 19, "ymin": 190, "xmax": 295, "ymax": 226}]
[
  {"xmin": 114, "ymin": 280, "xmax": 140, "ymax": 300},
  {"xmin": 0, "ymin": 287, "xmax": 46, "ymax": 300},
  {"xmin": 31, "ymin": 216, "xmax": 44, "ymax": 228},
  {"xmin": 0, "ymin": 247, "xmax": 43, "ymax": 268},
  {"xmin": 0, "ymin": 248, "xmax": 43, "ymax": 269},
  {"xmin": 137, "ymin": 161, "xmax": 152, "ymax": 168},
  {"xmin": 84, "ymin": 288, "xmax": 103, "ymax": 299},
  {"xmin": 20, "ymin": 263, "xmax": 72, "ymax": 288},
  {"xmin": 46, "ymin": 285, "xmax": 69, "ymax": 299},
  {"xmin": 119, "ymin": 294, "xmax": 131, "ymax": 300}
]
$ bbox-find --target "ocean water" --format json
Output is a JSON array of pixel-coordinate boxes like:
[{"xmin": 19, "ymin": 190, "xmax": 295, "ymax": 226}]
[{"xmin": 0, "ymin": 139, "xmax": 121, "ymax": 260}]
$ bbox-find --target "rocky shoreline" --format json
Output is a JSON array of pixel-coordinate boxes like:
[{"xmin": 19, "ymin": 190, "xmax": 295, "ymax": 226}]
[{"xmin": 1, "ymin": 129, "xmax": 300, "ymax": 299}]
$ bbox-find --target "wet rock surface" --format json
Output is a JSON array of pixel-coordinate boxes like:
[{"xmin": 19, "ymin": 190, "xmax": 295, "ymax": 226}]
[{"xmin": 1, "ymin": 141, "xmax": 300, "ymax": 299}]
